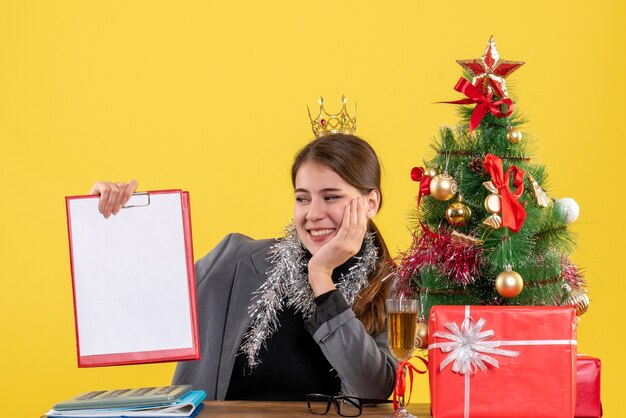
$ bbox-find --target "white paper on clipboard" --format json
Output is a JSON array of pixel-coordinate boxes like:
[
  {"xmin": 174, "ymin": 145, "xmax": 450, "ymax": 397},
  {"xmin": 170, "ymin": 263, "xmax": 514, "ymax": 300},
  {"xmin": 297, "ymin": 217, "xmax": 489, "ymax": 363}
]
[{"xmin": 65, "ymin": 190, "xmax": 199, "ymax": 367}]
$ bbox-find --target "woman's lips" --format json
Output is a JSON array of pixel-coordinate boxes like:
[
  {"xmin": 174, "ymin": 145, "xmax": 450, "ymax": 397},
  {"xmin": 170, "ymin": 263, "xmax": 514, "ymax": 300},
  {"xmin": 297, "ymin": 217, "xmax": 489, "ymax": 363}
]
[{"xmin": 308, "ymin": 228, "xmax": 336, "ymax": 242}]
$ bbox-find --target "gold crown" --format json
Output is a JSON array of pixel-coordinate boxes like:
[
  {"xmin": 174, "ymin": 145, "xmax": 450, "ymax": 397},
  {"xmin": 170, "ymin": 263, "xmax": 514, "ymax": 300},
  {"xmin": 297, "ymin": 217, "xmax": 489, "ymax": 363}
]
[{"xmin": 307, "ymin": 95, "xmax": 357, "ymax": 137}]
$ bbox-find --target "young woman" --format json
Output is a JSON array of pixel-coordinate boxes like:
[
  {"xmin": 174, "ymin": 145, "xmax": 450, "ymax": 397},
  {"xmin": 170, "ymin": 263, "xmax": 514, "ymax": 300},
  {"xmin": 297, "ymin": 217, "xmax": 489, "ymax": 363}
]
[{"xmin": 90, "ymin": 133, "xmax": 396, "ymax": 401}]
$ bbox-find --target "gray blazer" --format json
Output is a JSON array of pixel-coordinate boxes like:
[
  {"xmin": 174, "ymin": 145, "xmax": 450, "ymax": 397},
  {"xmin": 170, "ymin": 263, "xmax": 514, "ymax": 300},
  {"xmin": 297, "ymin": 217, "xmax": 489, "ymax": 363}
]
[{"xmin": 172, "ymin": 233, "xmax": 396, "ymax": 400}]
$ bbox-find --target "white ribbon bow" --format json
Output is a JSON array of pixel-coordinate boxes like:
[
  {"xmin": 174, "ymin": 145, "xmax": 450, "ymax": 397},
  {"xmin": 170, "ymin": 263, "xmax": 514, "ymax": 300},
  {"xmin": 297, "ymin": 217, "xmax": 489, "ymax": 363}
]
[{"xmin": 433, "ymin": 317, "xmax": 519, "ymax": 374}]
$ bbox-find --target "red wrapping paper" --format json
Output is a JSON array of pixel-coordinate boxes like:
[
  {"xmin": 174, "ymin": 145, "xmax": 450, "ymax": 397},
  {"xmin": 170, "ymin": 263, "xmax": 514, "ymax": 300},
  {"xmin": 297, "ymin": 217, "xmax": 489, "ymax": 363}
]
[
  {"xmin": 576, "ymin": 355, "xmax": 602, "ymax": 417},
  {"xmin": 428, "ymin": 306, "xmax": 577, "ymax": 418}
]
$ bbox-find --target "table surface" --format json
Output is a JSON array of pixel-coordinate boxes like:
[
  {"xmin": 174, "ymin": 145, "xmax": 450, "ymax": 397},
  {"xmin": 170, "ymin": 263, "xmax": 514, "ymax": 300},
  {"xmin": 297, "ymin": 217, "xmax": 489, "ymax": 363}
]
[
  {"xmin": 41, "ymin": 401, "xmax": 431, "ymax": 417},
  {"xmin": 195, "ymin": 401, "xmax": 430, "ymax": 417}
]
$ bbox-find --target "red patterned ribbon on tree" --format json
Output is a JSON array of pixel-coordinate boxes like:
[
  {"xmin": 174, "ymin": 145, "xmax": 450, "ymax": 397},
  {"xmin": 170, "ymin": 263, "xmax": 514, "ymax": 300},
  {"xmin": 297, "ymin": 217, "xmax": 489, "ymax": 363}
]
[
  {"xmin": 484, "ymin": 153, "xmax": 526, "ymax": 233},
  {"xmin": 442, "ymin": 78, "xmax": 514, "ymax": 135},
  {"xmin": 393, "ymin": 356, "xmax": 428, "ymax": 411}
]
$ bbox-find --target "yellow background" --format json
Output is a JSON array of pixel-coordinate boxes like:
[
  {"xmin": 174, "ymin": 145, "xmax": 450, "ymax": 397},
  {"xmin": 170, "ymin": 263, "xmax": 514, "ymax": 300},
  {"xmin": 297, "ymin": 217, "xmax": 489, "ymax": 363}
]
[{"xmin": 1, "ymin": 1, "xmax": 623, "ymax": 416}]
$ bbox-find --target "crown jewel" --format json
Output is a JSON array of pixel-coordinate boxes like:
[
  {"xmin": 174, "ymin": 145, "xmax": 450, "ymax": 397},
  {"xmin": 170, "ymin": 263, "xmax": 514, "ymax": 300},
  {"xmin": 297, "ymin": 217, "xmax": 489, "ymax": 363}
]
[{"xmin": 308, "ymin": 95, "xmax": 357, "ymax": 137}]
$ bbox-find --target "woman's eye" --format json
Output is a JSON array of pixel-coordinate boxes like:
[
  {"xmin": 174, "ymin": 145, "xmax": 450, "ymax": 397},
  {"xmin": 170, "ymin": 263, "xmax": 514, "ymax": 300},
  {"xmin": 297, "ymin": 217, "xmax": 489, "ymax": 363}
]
[
  {"xmin": 324, "ymin": 195, "xmax": 342, "ymax": 201},
  {"xmin": 295, "ymin": 196, "xmax": 309, "ymax": 203}
]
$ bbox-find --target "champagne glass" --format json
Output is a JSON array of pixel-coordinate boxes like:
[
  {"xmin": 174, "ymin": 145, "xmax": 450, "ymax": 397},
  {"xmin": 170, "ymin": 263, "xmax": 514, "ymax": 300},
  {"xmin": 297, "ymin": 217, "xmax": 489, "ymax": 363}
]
[{"xmin": 386, "ymin": 298, "xmax": 419, "ymax": 418}]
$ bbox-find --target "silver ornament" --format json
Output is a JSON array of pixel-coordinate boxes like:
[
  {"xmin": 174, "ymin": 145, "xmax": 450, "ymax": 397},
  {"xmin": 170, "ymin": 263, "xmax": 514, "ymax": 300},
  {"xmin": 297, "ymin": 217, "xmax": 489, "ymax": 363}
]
[{"xmin": 555, "ymin": 198, "xmax": 580, "ymax": 224}]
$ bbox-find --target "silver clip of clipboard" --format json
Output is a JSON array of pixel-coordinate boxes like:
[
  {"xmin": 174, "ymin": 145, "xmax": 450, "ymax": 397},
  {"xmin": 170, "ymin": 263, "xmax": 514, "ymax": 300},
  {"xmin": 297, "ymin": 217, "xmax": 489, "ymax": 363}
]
[{"xmin": 121, "ymin": 192, "xmax": 151, "ymax": 209}]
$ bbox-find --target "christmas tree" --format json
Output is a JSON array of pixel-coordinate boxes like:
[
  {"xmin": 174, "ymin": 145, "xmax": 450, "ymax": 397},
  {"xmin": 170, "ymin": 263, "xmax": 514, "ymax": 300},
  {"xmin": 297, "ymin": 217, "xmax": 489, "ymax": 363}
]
[{"xmin": 396, "ymin": 37, "xmax": 588, "ymax": 347}]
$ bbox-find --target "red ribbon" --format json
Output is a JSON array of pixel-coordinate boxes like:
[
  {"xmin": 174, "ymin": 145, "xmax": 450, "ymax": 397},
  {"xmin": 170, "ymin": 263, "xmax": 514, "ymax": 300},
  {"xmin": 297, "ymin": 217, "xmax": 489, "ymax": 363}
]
[
  {"xmin": 411, "ymin": 167, "xmax": 442, "ymax": 239},
  {"xmin": 483, "ymin": 153, "xmax": 526, "ymax": 233},
  {"xmin": 392, "ymin": 356, "xmax": 428, "ymax": 411},
  {"xmin": 441, "ymin": 78, "xmax": 514, "ymax": 136},
  {"xmin": 420, "ymin": 220, "xmax": 440, "ymax": 239},
  {"xmin": 411, "ymin": 167, "xmax": 431, "ymax": 209}
]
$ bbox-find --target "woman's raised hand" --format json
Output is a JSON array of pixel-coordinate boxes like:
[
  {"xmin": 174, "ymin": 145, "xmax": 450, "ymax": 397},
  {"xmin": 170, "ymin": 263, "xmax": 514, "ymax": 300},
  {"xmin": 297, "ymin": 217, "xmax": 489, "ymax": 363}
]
[
  {"xmin": 307, "ymin": 197, "xmax": 371, "ymax": 296},
  {"xmin": 89, "ymin": 180, "xmax": 138, "ymax": 218}
]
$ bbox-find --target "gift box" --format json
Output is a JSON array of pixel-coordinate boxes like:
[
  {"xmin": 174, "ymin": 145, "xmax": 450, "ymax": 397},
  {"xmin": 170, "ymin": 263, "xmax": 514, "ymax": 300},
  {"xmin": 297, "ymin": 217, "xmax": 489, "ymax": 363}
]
[
  {"xmin": 428, "ymin": 306, "xmax": 577, "ymax": 418},
  {"xmin": 575, "ymin": 355, "xmax": 602, "ymax": 417}
]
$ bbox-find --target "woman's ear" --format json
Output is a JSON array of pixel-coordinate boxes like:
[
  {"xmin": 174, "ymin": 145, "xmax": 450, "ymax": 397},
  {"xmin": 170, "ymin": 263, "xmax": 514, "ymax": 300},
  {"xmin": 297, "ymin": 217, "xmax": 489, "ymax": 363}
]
[{"xmin": 366, "ymin": 189, "xmax": 381, "ymax": 219}]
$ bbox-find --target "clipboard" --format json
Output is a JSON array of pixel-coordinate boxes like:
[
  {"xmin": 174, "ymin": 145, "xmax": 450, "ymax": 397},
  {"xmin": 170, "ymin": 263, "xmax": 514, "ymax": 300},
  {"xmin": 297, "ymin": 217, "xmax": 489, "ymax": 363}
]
[{"xmin": 65, "ymin": 190, "xmax": 199, "ymax": 367}]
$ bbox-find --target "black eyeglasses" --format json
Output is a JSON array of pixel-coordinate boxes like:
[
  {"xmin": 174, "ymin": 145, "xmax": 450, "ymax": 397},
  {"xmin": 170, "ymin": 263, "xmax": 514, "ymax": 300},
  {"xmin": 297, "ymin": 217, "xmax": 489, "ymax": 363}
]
[{"xmin": 306, "ymin": 394, "xmax": 392, "ymax": 417}]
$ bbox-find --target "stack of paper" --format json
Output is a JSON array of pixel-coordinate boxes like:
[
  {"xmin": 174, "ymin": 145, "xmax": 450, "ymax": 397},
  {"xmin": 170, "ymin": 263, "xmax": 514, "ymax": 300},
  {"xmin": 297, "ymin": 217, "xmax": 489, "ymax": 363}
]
[{"xmin": 46, "ymin": 390, "xmax": 206, "ymax": 418}]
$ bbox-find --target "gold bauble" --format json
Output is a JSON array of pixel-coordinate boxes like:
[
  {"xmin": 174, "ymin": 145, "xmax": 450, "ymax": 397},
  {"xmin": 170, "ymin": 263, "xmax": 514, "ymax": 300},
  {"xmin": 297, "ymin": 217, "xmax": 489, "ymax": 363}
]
[
  {"xmin": 415, "ymin": 322, "xmax": 429, "ymax": 349},
  {"xmin": 484, "ymin": 193, "xmax": 502, "ymax": 214},
  {"xmin": 424, "ymin": 167, "xmax": 439, "ymax": 178},
  {"xmin": 483, "ymin": 214, "xmax": 503, "ymax": 229},
  {"xmin": 446, "ymin": 201, "xmax": 472, "ymax": 227},
  {"xmin": 495, "ymin": 269, "xmax": 524, "ymax": 298},
  {"xmin": 429, "ymin": 173, "xmax": 458, "ymax": 201},
  {"xmin": 506, "ymin": 127, "xmax": 523, "ymax": 144},
  {"xmin": 567, "ymin": 288, "xmax": 590, "ymax": 316}
]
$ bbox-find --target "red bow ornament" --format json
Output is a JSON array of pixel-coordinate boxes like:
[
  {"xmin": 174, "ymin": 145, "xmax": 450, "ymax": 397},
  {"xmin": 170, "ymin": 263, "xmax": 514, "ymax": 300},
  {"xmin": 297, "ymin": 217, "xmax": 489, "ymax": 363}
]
[
  {"xmin": 411, "ymin": 166, "xmax": 434, "ymax": 209},
  {"xmin": 442, "ymin": 78, "xmax": 514, "ymax": 136},
  {"xmin": 411, "ymin": 167, "xmax": 442, "ymax": 238},
  {"xmin": 482, "ymin": 154, "xmax": 526, "ymax": 233}
]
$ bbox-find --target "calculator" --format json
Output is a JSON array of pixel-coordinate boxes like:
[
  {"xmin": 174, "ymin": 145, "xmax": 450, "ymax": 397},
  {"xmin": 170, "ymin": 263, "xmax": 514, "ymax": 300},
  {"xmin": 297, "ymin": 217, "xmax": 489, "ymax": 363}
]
[{"xmin": 53, "ymin": 385, "xmax": 193, "ymax": 411}]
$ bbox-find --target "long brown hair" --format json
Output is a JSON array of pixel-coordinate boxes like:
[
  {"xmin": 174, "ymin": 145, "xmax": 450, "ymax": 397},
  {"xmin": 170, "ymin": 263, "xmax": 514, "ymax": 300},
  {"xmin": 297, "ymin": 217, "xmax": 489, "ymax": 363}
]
[{"xmin": 291, "ymin": 133, "xmax": 393, "ymax": 336}]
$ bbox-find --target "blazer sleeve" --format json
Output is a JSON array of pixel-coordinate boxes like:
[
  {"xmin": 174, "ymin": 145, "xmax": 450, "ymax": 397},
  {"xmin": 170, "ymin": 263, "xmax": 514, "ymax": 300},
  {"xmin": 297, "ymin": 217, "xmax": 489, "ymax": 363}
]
[{"xmin": 305, "ymin": 291, "xmax": 397, "ymax": 399}]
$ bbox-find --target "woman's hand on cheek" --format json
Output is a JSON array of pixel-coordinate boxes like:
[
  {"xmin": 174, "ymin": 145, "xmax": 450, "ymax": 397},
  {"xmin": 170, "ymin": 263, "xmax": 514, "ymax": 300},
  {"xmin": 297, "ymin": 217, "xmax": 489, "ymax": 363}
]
[{"xmin": 307, "ymin": 197, "xmax": 369, "ymax": 296}]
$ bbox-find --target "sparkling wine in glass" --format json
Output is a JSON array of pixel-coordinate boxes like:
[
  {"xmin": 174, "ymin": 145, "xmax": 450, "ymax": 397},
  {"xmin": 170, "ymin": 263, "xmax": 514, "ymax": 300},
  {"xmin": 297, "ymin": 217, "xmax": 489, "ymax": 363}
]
[{"xmin": 386, "ymin": 298, "xmax": 419, "ymax": 418}]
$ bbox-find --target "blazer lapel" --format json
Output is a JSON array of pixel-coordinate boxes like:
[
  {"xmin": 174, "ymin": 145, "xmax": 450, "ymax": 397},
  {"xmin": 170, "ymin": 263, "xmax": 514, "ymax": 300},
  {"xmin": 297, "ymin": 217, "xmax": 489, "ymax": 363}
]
[{"xmin": 216, "ymin": 247, "xmax": 270, "ymax": 399}]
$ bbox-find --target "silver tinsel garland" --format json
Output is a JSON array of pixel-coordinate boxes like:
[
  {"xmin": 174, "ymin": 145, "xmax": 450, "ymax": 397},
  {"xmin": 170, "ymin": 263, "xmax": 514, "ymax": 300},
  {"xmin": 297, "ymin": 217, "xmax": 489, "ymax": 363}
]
[{"xmin": 240, "ymin": 223, "xmax": 378, "ymax": 368}]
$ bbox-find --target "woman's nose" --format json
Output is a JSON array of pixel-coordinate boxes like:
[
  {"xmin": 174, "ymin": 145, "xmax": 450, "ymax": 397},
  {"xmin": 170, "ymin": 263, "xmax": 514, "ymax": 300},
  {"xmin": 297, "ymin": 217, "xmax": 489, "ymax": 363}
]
[{"xmin": 306, "ymin": 198, "xmax": 325, "ymax": 221}]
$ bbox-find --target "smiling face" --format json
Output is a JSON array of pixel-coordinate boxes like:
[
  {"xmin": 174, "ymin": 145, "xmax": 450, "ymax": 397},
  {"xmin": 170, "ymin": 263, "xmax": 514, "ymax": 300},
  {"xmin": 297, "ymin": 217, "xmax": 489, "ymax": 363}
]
[{"xmin": 294, "ymin": 161, "xmax": 378, "ymax": 255}]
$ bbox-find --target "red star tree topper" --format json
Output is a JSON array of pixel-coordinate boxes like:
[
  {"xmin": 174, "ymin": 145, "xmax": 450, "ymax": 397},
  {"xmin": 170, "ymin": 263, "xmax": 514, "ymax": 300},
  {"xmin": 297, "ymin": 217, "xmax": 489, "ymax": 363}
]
[{"xmin": 457, "ymin": 36, "xmax": 524, "ymax": 98}]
